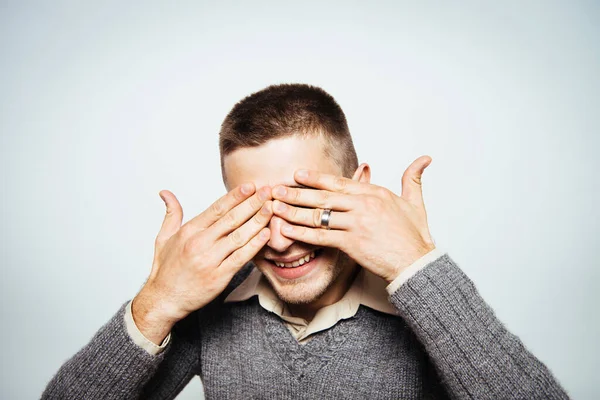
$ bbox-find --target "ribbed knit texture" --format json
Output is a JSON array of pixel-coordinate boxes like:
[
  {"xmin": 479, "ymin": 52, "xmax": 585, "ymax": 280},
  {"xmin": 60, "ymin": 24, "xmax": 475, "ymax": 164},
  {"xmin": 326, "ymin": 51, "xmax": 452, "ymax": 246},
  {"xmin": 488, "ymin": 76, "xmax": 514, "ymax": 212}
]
[
  {"xmin": 42, "ymin": 253, "xmax": 569, "ymax": 399},
  {"xmin": 390, "ymin": 254, "xmax": 569, "ymax": 399}
]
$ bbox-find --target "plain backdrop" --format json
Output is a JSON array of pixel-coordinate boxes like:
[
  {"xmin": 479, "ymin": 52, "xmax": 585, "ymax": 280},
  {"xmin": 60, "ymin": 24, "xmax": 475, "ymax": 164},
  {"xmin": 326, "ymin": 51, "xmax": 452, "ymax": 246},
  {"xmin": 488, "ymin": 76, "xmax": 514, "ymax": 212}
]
[{"xmin": 1, "ymin": 1, "xmax": 599, "ymax": 399}]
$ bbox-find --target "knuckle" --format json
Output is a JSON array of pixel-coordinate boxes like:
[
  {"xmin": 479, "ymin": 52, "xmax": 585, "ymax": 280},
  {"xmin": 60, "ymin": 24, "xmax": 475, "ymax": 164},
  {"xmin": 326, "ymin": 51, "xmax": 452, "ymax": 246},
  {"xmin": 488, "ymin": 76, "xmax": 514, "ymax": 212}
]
[
  {"xmin": 228, "ymin": 229, "xmax": 244, "ymax": 247},
  {"xmin": 363, "ymin": 194, "xmax": 376, "ymax": 207},
  {"xmin": 252, "ymin": 210, "xmax": 265, "ymax": 225},
  {"xmin": 253, "ymin": 233, "xmax": 266, "ymax": 246},
  {"xmin": 195, "ymin": 257, "xmax": 209, "ymax": 272},
  {"xmin": 228, "ymin": 250, "xmax": 242, "ymax": 266},
  {"xmin": 288, "ymin": 205, "xmax": 298, "ymax": 220},
  {"xmin": 183, "ymin": 237, "xmax": 196, "ymax": 256},
  {"xmin": 317, "ymin": 229, "xmax": 326, "ymax": 243},
  {"xmin": 223, "ymin": 211, "xmax": 238, "ymax": 230},
  {"xmin": 313, "ymin": 209, "xmax": 321, "ymax": 227},
  {"xmin": 375, "ymin": 186, "xmax": 389, "ymax": 198},
  {"xmin": 210, "ymin": 200, "xmax": 226, "ymax": 218},
  {"xmin": 354, "ymin": 214, "xmax": 364, "ymax": 230},
  {"xmin": 249, "ymin": 194, "xmax": 263, "ymax": 209},
  {"xmin": 365, "ymin": 195, "xmax": 382, "ymax": 210},
  {"xmin": 291, "ymin": 188, "xmax": 301, "ymax": 202},
  {"xmin": 233, "ymin": 186, "xmax": 246, "ymax": 201},
  {"xmin": 248, "ymin": 236, "xmax": 261, "ymax": 250},
  {"xmin": 334, "ymin": 177, "xmax": 347, "ymax": 191},
  {"xmin": 317, "ymin": 191, "xmax": 329, "ymax": 208},
  {"xmin": 357, "ymin": 213, "xmax": 370, "ymax": 230}
]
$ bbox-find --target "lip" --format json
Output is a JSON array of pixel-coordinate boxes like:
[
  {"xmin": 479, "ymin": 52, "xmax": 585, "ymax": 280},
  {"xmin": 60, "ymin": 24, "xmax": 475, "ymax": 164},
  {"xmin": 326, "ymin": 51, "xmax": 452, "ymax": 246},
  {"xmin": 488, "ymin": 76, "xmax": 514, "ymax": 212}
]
[{"xmin": 266, "ymin": 249, "xmax": 322, "ymax": 280}]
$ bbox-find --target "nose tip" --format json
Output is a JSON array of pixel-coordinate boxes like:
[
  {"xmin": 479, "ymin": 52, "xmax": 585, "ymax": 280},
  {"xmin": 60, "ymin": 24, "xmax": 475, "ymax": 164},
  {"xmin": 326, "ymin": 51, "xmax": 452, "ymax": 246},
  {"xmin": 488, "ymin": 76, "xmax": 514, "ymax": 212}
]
[{"xmin": 267, "ymin": 216, "xmax": 295, "ymax": 252}]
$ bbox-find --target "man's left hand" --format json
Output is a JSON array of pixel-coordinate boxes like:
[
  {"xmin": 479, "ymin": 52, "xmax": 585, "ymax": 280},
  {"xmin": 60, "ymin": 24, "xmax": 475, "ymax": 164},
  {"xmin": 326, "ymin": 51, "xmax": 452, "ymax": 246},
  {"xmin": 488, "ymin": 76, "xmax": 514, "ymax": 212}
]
[{"xmin": 271, "ymin": 155, "xmax": 436, "ymax": 283}]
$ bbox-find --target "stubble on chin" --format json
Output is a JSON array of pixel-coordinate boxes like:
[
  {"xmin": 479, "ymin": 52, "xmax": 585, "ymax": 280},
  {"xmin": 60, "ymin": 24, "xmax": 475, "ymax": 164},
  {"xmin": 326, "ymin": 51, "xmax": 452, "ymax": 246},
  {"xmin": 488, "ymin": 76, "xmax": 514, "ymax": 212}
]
[{"xmin": 260, "ymin": 249, "xmax": 352, "ymax": 305}]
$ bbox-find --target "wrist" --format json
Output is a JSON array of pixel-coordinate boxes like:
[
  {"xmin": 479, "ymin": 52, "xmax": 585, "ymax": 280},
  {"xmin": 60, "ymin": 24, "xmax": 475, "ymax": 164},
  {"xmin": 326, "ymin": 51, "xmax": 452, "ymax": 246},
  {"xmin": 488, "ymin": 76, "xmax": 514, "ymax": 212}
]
[
  {"xmin": 131, "ymin": 286, "xmax": 180, "ymax": 345},
  {"xmin": 385, "ymin": 244, "xmax": 436, "ymax": 284}
]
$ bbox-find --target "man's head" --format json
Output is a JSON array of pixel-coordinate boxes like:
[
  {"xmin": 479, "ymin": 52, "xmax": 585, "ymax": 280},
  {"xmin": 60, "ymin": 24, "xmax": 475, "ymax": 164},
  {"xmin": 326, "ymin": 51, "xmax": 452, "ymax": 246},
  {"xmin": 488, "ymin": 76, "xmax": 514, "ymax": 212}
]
[
  {"xmin": 219, "ymin": 84, "xmax": 369, "ymax": 306},
  {"xmin": 220, "ymin": 84, "xmax": 358, "ymax": 179}
]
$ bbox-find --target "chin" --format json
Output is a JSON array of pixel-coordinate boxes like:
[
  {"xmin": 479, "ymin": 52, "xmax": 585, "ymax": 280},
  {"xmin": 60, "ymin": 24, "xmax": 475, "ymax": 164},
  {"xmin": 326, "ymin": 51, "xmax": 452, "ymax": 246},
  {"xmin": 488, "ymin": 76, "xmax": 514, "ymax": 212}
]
[{"xmin": 255, "ymin": 247, "xmax": 344, "ymax": 304}]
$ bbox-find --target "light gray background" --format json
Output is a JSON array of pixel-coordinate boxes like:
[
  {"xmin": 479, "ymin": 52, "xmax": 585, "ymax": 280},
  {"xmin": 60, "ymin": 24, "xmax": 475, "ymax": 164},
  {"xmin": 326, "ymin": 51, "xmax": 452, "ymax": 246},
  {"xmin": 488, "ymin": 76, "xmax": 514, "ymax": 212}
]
[{"xmin": 1, "ymin": 1, "xmax": 598, "ymax": 399}]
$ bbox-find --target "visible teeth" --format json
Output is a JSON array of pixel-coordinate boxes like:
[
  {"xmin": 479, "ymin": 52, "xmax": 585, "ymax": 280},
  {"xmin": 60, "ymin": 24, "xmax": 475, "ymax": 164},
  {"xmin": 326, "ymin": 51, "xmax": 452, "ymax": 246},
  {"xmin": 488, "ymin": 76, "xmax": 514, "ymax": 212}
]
[{"xmin": 272, "ymin": 250, "xmax": 318, "ymax": 268}]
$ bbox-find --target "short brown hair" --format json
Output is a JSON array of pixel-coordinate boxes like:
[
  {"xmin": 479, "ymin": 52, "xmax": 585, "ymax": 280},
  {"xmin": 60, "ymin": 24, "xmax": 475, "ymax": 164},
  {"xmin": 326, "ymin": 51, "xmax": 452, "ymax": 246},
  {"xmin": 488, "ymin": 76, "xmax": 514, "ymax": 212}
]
[{"xmin": 219, "ymin": 83, "xmax": 358, "ymax": 179}]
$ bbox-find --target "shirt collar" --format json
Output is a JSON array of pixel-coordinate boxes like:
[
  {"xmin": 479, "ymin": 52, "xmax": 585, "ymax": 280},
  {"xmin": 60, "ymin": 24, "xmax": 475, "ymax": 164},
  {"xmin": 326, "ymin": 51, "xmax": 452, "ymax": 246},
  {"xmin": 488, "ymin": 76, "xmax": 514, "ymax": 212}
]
[{"xmin": 224, "ymin": 264, "xmax": 398, "ymax": 317}]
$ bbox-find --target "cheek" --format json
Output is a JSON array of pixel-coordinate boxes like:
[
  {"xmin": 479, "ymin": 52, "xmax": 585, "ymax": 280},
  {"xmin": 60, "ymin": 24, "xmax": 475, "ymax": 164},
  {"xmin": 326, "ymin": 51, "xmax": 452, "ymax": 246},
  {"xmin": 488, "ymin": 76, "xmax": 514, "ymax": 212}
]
[
  {"xmin": 319, "ymin": 248, "xmax": 340, "ymax": 267},
  {"xmin": 252, "ymin": 259, "xmax": 272, "ymax": 277}
]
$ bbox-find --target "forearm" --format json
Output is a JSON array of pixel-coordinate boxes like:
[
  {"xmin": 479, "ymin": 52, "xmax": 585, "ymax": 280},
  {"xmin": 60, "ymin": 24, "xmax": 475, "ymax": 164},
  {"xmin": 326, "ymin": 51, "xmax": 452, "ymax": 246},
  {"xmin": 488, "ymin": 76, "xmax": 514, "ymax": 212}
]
[
  {"xmin": 41, "ymin": 302, "xmax": 170, "ymax": 399},
  {"xmin": 390, "ymin": 253, "xmax": 569, "ymax": 399}
]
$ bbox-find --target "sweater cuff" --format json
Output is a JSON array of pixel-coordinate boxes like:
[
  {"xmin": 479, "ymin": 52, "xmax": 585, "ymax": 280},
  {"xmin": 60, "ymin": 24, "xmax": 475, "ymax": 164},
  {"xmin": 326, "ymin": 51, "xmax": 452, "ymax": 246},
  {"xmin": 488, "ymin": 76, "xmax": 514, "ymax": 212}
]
[
  {"xmin": 385, "ymin": 248, "xmax": 445, "ymax": 295},
  {"xmin": 125, "ymin": 300, "xmax": 171, "ymax": 355}
]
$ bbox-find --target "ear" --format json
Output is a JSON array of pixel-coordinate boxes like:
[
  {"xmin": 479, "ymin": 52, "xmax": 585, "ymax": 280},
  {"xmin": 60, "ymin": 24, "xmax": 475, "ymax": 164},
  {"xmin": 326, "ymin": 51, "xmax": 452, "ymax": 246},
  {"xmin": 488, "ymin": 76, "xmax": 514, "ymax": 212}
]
[{"xmin": 352, "ymin": 163, "xmax": 371, "ymax": 183}]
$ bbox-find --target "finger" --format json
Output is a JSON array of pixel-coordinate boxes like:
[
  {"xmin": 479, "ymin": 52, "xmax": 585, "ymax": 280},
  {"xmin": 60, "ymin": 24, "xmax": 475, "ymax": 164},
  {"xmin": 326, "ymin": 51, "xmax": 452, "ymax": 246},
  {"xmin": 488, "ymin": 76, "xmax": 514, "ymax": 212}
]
[
  {"xmin": 220, "ymin": 227, "xmax": 271, "ymax": 274},
  {"xmin": 186, "ymin": 182, "xmax": 255, "ymax": 231},
  {"xmin": 272, "ymin": 185, "xmax": 354, "ymax": 210},
  {"xmin": 293, "ymin": 170, "xmax": 368, "ymax": 195},
  {"xmin": 279, "ymin": 221, "xmax": 345, "ymax": 248},
  {"xmin": 155, "ymin": 190, "xmax": 183, "ymax": 247},
  {"xmin": 401, "ymin": 155, "xmax": 432, "ymax": 206},
  {"xmin": 206, "ymin": 186, "xmax": 272, "ymax": 240},
  {"xmin": 212, "ymin": 200, "xmax": 273, "ymax": 260},
  {"xmin": 272, "ymin": 200, "xmax": 351, "ymax": 230}
]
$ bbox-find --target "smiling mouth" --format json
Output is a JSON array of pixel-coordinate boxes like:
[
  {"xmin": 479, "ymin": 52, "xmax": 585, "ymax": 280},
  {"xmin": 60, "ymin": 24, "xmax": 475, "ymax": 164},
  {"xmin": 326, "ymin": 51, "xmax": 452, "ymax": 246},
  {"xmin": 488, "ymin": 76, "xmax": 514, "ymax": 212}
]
[
  {"xmin": 266, "ymin": 249, "xmax": 323, "ymax": 268},
  {"xmin": 265, "ymin": 248, "xmax": 323, "ymax": 280},
  {"xmin": 271, "ymin": 252, "xmax": 315, "ymax": 268}
]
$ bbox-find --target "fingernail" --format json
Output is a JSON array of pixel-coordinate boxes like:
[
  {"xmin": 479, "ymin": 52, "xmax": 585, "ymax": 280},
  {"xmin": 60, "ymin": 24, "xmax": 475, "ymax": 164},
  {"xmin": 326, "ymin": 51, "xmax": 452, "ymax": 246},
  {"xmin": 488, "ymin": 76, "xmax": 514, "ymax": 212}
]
[
  {"xmin": 274, "ymin": 186, "xmax": 286, "ymax": 197},
  {"xmin": 296, "ymin": 170, "xmax": 308, "ymax": 179},
  {"xmin": 241, "ymin": 183, "xmax": 253, "ymax": 195},
  {"xmin": 274, "ymin": 201, "xmax": 287, "ymax": 213},
  {"xmin": 282, "ymin": 224, "xmax": 293, "ymax": 234},
  {"xmin": 260, "ymin": 229, "xmax": 270, "ymax": 240}
]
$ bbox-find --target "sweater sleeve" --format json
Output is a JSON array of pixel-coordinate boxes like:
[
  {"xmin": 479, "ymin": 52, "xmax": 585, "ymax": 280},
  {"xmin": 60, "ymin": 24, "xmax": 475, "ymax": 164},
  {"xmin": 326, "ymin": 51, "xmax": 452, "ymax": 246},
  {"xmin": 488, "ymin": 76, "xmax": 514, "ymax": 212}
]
[
  {"xmin": 41, "ymin": 301, "xmax": 199, "ymax": 400},
  {"xmin": 389, "ymin": 253, "xmax": 570, "ymax": 400}
]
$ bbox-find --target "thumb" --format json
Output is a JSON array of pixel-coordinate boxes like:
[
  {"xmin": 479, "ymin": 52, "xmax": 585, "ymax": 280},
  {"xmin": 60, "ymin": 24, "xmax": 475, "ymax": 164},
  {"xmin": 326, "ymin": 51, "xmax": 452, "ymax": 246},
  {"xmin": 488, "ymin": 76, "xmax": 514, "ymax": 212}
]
[
  {"xmin": 155, "ymin": 190, "xmax": 183, "ymax": 248},
  {"xmin": 401, "ymin": 155, "xmax": 432, "ymax": 206}
]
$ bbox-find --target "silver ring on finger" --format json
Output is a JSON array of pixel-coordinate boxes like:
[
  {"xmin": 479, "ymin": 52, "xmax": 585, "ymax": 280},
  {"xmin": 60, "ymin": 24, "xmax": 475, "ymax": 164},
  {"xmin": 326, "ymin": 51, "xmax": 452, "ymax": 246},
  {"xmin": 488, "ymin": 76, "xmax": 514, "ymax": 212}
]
[{"xmin": 320, "ymin": 208, "xmax": 332, "ymax": 230}]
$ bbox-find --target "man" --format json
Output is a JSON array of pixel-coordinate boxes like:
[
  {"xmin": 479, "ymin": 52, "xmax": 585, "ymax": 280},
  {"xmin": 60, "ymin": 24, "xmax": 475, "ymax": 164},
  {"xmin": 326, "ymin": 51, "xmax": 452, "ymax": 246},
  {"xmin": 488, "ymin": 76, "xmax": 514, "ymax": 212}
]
[{"xmin": 43, "ymin": 84, "xmax": 569, "ymax": 399}]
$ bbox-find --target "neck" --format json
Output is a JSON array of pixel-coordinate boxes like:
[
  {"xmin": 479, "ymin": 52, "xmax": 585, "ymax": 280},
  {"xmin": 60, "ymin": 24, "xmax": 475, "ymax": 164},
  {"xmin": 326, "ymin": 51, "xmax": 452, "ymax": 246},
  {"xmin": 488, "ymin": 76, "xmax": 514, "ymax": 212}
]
[{"xmin": 287, "ymin": 262, "xmax": 360, "ymax": 321}]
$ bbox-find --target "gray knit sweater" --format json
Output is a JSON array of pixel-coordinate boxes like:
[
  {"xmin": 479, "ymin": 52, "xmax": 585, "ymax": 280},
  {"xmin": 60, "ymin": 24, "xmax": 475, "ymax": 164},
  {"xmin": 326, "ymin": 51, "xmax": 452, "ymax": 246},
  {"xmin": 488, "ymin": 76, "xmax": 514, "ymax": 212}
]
[{"xmin": 42, "ymin": 254, "xmax": 569, "ymax": 399}]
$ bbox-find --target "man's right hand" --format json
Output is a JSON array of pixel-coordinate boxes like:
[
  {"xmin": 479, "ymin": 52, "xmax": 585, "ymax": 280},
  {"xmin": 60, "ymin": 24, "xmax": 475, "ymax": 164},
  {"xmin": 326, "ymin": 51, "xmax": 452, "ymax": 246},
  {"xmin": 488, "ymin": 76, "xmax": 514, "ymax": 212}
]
[{"xmin": 131, "ymin": 183, "xmax": 272, "ymax": 345}]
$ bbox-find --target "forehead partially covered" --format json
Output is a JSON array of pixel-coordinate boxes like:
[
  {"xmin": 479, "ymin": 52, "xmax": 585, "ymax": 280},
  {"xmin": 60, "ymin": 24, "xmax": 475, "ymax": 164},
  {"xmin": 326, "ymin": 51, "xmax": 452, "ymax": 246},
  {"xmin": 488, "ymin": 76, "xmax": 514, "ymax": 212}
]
[{"xmin": 222, "ymin": 135, "xmax": 343, "ymax": 190}]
